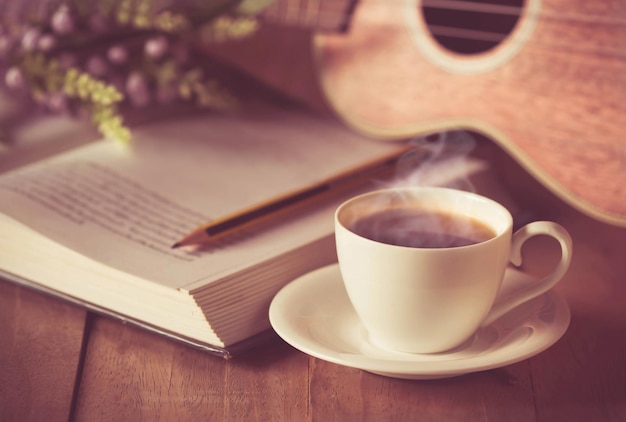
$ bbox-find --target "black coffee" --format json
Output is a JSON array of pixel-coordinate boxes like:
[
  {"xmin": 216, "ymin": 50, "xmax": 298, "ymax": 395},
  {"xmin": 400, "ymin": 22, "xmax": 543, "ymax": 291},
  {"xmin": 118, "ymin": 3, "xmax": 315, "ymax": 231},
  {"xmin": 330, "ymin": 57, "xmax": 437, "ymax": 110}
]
[{"xmin": 349, "ymin": 208, "xmax": 496, "ymax": 248}]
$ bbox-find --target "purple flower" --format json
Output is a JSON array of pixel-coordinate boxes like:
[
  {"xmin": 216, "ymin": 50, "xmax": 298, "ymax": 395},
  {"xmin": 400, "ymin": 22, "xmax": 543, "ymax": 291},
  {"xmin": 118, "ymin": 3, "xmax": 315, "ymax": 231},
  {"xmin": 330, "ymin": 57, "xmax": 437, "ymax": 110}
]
[
  {"xmin": 47, "ymin": 92, "xmax": 68, "ymax": 112},
  {"xmin": 107, "ymin": 45, "xmax": 129, "ymax": 65},
  {"xmin": 22, "ymin": 28, "xmax": 41, "ymax": 51},
  {"xmin": 144, "ymin": 36, "xmax": 169, "ymax": 60},
  {"xmin": 86, "ymin": 55, "xmax": 109, "ymax": 77},
  {"xmin": 5, "ymin": 66, "xmax": 25, "ymax": 90},
  {"xmin": 126, "ymin": 71, "xmax": 151, "ymax": 107},
  {"xmin": 38, "ymin": 34, "xmax": 57, "ymax": 52},
  {"xmin": 0, "ymin": 35, "xmax": 13, "ymax": 57},
  {"xmin": 51, "ymin": 5, "xmax": 75, "ymax": 35}
]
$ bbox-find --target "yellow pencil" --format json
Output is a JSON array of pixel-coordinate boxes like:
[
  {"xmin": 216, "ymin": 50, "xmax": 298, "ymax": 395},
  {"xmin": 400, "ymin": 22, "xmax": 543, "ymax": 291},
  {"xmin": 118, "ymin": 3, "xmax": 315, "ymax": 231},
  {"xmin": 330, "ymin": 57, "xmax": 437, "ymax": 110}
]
[{"xmin": 171, "ymin": 146, "xmax": 409, "ymax": 248}]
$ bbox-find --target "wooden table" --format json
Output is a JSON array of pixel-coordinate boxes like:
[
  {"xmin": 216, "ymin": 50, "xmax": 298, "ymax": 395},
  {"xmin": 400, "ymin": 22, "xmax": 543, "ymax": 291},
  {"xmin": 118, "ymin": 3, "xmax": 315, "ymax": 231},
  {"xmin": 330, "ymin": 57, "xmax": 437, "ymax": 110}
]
[{"xmin": 1, "ymin": 140, "xmax": 625, "ymax": 422}]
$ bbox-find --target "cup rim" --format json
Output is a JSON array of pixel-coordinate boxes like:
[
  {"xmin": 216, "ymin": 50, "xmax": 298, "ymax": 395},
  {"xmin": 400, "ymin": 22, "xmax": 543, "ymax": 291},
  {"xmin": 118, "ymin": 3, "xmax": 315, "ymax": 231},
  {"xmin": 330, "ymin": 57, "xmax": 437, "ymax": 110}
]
[{"xmin": 335, "ymin": 186, "xmax": 513, "ymax": 250}]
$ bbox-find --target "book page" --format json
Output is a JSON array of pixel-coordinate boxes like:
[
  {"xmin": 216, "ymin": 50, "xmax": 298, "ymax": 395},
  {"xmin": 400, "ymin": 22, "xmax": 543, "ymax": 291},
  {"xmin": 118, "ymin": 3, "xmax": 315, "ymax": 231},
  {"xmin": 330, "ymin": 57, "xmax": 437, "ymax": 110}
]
[{"xmin": 0, "ymin": 108, "xmax": 405, "ymax": 288}]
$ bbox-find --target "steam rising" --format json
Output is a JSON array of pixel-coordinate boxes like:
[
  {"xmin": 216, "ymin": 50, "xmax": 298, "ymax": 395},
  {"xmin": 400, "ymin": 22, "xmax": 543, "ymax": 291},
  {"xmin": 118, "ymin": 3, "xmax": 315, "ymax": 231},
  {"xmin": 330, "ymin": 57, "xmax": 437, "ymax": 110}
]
[
  {"xmin": 353, "ymin": 130, "xmax": 494, "ymax": 248},
  {"xmin": 384, "ymin": 131, "xmax": 487, "ymax": 191}
]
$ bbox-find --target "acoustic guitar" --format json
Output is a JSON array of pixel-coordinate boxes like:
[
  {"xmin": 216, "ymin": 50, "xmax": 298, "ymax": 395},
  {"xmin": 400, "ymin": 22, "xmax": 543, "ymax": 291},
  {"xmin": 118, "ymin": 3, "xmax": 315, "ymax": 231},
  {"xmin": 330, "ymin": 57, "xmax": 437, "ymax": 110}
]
[{"xmin": 205, "ymin": 0, "xmax": 626, "ymax": 227}]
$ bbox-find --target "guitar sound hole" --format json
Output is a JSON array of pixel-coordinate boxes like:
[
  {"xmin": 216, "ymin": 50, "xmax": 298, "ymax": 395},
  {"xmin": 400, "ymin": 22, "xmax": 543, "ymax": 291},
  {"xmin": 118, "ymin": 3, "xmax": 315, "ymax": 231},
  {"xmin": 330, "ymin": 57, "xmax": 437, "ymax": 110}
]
[{"xmin": 421, "ymin": 0, "xmax": 525, "ymax": 55}]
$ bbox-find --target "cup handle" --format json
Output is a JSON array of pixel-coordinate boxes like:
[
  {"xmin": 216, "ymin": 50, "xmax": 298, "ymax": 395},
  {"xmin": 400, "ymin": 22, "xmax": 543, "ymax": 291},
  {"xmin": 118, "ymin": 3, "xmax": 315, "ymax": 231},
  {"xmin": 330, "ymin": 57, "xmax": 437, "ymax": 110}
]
[{"xmin": 481, "ymin": 221, "xmax": 573, "ymax": 327}]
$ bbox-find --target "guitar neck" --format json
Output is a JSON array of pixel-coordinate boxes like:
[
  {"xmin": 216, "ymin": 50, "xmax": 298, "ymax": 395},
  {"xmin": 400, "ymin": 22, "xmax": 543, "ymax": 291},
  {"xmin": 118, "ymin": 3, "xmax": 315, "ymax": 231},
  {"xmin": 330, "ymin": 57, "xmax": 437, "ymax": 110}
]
[
  {"xmin": 261, "ymin": 0, "xmax": 525, "ymax": 53},
  {"xmin": 205, "ymin": 0, "xmax": 626, "ymax": 226},
  {"xmin": 261, "ymin": 0, "xmax": 358, "ymax": 32}
]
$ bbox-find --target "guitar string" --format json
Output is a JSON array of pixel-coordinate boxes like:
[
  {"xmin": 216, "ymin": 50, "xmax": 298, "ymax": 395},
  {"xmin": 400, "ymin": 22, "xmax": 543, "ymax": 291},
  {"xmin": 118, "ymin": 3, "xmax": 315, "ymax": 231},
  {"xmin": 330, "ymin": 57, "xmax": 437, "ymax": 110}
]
[
  {"xmin": 0, "ymin": 2, "xmax": 622, "ymax": 62},
  {"xmin": 422, "ymin": 0, "xmax": 523, "ymax": 17},
  {"xmin": 262, "ymin": 0, "xmax": 626, "ymax": 58},
  {"xmin": 263, "ymin": 0, "xmax": 626, "ymax": 28},
  {"xmin": 261, "ymin": 16, "xmax": 625, "ymax": 59},
  {"xmin": 0, "ymin": 0, "xmax": 623, "ymax": 28}
]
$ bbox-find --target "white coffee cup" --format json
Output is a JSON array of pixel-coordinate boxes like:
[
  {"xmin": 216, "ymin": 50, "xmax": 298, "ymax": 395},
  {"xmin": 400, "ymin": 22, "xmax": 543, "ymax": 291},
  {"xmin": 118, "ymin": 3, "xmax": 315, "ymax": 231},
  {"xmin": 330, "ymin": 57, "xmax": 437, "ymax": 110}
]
[{"xmin": 335, "ymin": 187, "xmax": 572, "ymax": 354}]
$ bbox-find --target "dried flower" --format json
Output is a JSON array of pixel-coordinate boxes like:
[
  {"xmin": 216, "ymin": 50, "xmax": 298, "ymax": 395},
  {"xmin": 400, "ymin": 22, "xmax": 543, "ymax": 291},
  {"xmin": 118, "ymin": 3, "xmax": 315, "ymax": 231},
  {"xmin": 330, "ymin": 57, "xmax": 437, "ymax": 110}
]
[
  {"xmin": 0, "ymin": 0, "xmax": 271, "ymax": 143},
  {"xmin": 144, "ymin": 36, "xmax": 169, "ymax": 60},
  {"xmin": 201, "ymin": 16, "xmax": 260, "ymax": 43},
  {"xmin": 5, "ymin": 67, "xmax": 25, "ymax": 89},
  {"xmin": 51, "ymin": 5, "xmax": 75, "ymax": 35},
  {"xmin": 107, "ymin": 46, "xmax": 128, "ymax": 65}
]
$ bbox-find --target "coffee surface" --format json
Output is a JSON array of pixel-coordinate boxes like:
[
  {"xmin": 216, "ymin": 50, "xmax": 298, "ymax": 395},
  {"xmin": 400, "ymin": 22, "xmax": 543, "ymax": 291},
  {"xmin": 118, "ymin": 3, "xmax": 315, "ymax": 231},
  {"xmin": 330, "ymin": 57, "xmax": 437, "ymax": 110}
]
[{"xmin": 349, "ymin": 207, "xmax": 496, "ymax": 248}]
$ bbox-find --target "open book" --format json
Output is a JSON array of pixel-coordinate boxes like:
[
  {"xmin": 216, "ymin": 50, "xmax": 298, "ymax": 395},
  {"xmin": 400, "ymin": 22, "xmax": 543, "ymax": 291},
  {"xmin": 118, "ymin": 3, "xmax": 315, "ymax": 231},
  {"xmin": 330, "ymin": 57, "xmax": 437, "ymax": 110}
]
[{"xmin": 0, "ymin": 106, "xmax": 411, "ymax": 356}]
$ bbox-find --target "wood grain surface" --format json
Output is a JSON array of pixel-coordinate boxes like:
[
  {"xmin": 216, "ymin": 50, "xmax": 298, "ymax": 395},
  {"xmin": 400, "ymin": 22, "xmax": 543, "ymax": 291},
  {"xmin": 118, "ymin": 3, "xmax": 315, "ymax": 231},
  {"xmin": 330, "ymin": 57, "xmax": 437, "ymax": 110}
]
[
  {"xmin": 1, "ymin": 141, "xmax": 625, "ymax": 422},
  {"xmin": 1, "ymin": 7, "xmax": 625, "ymax": 418},
  {"xmin": 0, "ymin": 281, "xmax": 86, "ymax": 421}
]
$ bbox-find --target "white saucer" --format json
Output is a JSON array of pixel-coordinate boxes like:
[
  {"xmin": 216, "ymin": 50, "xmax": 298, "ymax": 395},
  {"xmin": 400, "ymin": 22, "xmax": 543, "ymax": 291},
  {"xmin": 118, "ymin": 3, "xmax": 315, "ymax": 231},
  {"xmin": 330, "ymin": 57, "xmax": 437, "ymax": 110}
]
[{"xmin": 269, "ymin": 264, "xmax": 570, "ymax": 379}]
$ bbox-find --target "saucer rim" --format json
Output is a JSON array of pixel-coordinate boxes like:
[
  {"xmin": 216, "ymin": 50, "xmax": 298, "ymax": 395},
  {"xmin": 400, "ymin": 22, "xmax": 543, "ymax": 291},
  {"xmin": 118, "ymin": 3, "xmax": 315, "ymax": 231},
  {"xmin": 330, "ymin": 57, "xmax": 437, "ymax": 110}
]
[{"xmin": 269, "ymin": 263, "xmax": 571, "ymax": 379}]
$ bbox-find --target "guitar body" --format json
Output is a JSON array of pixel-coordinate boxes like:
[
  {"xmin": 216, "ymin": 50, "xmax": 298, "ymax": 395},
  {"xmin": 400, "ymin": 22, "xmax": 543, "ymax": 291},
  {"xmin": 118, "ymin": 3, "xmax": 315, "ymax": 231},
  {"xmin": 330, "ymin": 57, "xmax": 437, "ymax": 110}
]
[
  {"xmin": 202, "ymin": 0, "xmax": 626, "ymax": 226},
  {"xmin": 314, "ymin": 0, "xmax": 626, "ymax": 226}
]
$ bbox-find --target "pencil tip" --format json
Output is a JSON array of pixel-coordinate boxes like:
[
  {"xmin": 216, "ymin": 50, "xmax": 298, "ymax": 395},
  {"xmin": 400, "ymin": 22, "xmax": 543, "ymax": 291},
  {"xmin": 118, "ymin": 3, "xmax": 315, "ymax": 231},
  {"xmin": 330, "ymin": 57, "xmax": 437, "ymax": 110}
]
[{"xmin": 171, "ymin": 242, "xmax": 181, "ymax": 249}]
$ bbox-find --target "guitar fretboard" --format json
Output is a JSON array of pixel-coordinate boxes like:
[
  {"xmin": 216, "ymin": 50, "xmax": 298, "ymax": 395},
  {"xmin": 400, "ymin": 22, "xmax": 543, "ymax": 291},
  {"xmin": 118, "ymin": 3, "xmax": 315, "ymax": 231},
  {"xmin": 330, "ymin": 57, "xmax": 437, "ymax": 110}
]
[
  {"xmin": 262, "ymin": 0, "xmax": 524, "ymax": 54},
  {"xmin": 261, "ymin": 0, "xmax": 358, "ymax": 32}
]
